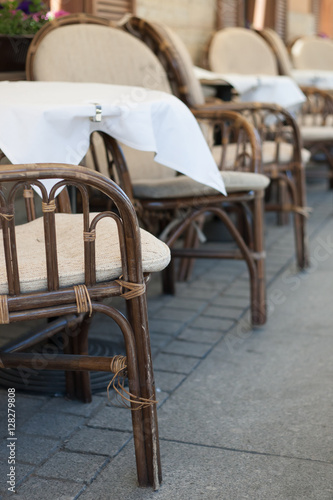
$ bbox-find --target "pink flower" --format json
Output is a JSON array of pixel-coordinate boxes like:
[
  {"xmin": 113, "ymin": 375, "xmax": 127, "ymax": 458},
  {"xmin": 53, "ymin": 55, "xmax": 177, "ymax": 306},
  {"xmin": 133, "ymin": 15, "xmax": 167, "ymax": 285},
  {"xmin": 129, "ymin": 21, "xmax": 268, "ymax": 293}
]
[
  {"xmin": 54, "ymin": 9, "xmax": 70, "ymax": 18},
  {"xmin": 46, "ymin": 9, "xmax": 69, "ymax": 20}
]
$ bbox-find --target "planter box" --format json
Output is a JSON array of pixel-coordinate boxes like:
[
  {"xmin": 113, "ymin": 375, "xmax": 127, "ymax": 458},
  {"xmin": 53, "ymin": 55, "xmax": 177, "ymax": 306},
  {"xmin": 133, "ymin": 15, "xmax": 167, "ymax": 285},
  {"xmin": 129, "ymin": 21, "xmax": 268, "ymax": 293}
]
[{"xmin": 0, "ymin": 35, "xmax": 33, "ymax": 72}]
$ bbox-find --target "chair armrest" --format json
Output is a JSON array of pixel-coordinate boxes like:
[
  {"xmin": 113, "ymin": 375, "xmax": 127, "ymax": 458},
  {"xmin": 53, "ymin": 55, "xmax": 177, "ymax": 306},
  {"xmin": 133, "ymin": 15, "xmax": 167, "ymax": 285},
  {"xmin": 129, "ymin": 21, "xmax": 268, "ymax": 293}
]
[
  {"xmin": 191, "ymin": 106, "xmax": 262, "ymax": 174},
  {"xmin": 193, "ymin": 101, "xmax": 304, "ymax": 166},
  {"xmin": 299, "ymin": 86, "xmax": 333, "ymax": 126}
]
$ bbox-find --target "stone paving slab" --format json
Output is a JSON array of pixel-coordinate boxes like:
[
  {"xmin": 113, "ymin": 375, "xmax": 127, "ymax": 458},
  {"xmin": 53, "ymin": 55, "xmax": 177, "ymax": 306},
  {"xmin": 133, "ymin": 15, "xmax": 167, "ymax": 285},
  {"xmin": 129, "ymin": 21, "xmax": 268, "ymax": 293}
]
[
  {"xmin": 160, "ymin": 339, "xmax": 212, "ymax": 358},
  {"xmin": 22, "ymin": 413, "xmax": 85, "ymax": 440},
  {"xmin": 77, "ymin": 440, "xmax": 333, "ymax": 500},
  {"xmin": 12, "ymin": 477, "xmax": 84, "ymax": 500},
  {"xmin": 64, "ymin": 427, "xmax": 132, "ymax": 456},
  {"xmin": 0, "ymin": 433, "xmax": 59, "ymax": 465},
  {"xmin": 87, "ymin": 406, "xmax": 134, "ymax": 433},
  {"xmin": 152, "ymin": 352, "xmax": 201, "ymax": 374},
  {"xmin": 40, "ymin": 395, "xmax": 104, "ymax": 418},
  {"xmin": 34, "ymin": 451, "xmax": 107, "ymax": 483},
  {"xmin": 177, "ymin": 327, "xmax": 225, "ymax": 344},
  {"xmin": 154, "ymin": 371, "xmax": 186, "ymax": 393}
]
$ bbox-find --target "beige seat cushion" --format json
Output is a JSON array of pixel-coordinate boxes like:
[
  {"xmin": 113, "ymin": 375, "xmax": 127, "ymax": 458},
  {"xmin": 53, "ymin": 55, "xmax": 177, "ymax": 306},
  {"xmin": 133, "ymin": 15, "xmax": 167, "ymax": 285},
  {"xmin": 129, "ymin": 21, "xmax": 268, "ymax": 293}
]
[
  {"xmin": 300, "ymin": 126, "xmax": 333, "ymax": 142},
  {"xmin": 291, "ymin": 36, "xmax": 333, "ymax": 71},
  {"xmin": 133, "ymin": 171, "xmax": 270, "ymax": 199},
  {"xmin": 0, "ymin": 213, "xmax": 171, "ymax": 294},
  {"xmin": 208, "ymin": 28, "xmax": 278, "ymax": 75},
  {"xmin": 261, "ymin": 141, "xmax": 311, "ymax": 165},
  {"xmin": 32, "ymin": 24, "xmax": 172, "ymax": 92},
  {"xmin": 212, "ymin": 141, "xmax": 311, "ymax": 167}
]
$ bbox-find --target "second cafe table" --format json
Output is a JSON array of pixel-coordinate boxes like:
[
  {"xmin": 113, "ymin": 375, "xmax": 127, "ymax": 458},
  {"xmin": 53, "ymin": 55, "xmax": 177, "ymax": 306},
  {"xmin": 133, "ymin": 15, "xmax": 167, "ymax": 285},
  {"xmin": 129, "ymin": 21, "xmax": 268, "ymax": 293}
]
[{"xmin": 194, "ymin": 67, "xmax": 306, "ymax": 112}]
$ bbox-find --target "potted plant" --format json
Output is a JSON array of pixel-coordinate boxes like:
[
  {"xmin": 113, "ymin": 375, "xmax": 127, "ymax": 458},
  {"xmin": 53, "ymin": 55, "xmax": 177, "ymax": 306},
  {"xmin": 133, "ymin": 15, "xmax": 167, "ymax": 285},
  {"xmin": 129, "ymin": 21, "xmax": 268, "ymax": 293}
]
[{"xmin": 0, "ymin": 0, "xmax": 68, "ymax": 72}]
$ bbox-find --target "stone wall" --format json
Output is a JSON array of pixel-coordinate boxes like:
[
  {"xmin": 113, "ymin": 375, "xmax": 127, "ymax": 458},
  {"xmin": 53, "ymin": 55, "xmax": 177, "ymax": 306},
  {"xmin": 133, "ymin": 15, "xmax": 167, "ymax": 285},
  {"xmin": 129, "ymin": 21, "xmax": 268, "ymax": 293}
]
[{"xmin": 136, "ymin": 0, "xmax": 217, "ymax": 65}]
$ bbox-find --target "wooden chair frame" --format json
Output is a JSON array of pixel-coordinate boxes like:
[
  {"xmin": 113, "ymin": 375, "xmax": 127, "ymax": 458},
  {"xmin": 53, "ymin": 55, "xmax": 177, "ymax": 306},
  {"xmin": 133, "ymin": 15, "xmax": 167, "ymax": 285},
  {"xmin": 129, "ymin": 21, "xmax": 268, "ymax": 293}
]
[
  {"xmin": 100, "ymin": 114, "xmax": 267, "ymax": 326},
  {"xmin": 258, "ymin": 28, "xmax": 333, "ymax": 190},
  {"xmin": 0, "ymin": 163, "xmax": 162, "ymax": 489},
  {"xmin": 297, "ymin": 86, "xmax": 333, "ymax": 189},
  {"xmin": 25, "ymin": 14, "xmax": 268, "ymax": 325}
]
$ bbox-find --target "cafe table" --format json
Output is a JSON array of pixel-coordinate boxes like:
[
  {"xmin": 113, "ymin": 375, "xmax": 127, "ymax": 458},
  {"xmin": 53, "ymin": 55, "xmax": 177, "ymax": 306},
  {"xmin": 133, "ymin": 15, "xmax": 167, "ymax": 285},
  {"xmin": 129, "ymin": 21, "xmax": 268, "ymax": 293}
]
[
  {"xmin": 290, "ymin": 69, "xmax": 333, "ymax": 90},
  {"xmin": 194, "ymin": 67, "xmax": 306, "ymax": 112},
  {"xmin": 0, "ymin": 80, "xmax": 226, "ymax": 195}
]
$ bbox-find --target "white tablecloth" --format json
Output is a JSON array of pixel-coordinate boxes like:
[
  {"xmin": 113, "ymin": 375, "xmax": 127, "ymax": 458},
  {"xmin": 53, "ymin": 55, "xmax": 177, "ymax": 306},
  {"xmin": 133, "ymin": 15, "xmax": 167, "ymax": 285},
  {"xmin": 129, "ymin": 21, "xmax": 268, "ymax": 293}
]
[
  {"xmin": 194, "ymin": 67, "xmax": 306, "ymax": 110},
  {"xmin": 0, "ymin": 81, "xmax": 226, "ymax": 195},
  {"xmin": 291, "ymin": 69, "xmax": 333, "ymax": 90}
]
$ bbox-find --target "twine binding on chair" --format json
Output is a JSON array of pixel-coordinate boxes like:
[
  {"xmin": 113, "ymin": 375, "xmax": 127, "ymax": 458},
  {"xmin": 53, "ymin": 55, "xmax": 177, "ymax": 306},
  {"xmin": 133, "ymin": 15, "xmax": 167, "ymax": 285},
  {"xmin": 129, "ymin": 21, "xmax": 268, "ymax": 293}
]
[
  {"xmin": 0, "ymin": 295, "xmax": 9, "ymax": 324},
  {"xmin": 179, "ymin": 85, "xmax": 189, "ymax": 95},
  {"xmin": 107, "ymin": 355, "xmax": 158, "ymax": 410},
  {"xmin": 159, "ymin": 40, "xmax": 171, "ymax": 52},
  {"xmin": 0, "ymin": 213, "xmax": 13, "ymax": 222},
  {"xmin": 252, "ymin": 251, "xmax": 266, "ymax": 260},
  {"xmin": 73, "ymin": 285, "xmax": 92, "ymax": 317},
  {"xmin": 115, "ymin": 278, "xmax": 146, "ymax": 300},
  {"xmin": 83, "ymin": 230, "xmax": 96, "ymax": 242},
  {"xmin": 23, "ymin": 188, "xmax": 34, "ymax": 199},
  {"xmin": 42, "ymin": 200, "xmax": 56, "ymax": 213},
  {"xmin": 292, "ymin": 206, "xmax": 313, "ymax": 218}
]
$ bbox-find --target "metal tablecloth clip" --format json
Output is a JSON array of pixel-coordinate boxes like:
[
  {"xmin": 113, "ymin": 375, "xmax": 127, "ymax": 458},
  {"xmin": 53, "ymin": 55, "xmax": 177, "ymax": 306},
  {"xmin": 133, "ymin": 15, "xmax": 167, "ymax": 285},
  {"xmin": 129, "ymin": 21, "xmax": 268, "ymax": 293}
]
[{"xmin": 90, "ymin": 103, "xmax": 102, "ymax": 122}]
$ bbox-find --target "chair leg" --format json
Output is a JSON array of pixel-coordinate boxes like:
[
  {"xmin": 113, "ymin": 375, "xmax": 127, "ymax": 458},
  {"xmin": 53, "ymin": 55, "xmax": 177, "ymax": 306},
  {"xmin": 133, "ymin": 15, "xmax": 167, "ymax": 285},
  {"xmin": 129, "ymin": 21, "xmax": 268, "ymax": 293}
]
[
  {"xmin": 63, "ymin": 315, "xmax": 92, "ymax": 403},
  {"xmin": 177, "ymin": 223, "xmax": 199, "ymax": 282},
  {"xmin": 91, "ymin": 302, "xmax": 158, "ymax": 489},
  {"xmin": 277, "ymin": 179, "xmax": 289, "ymax": 226},
  {"xmin": 251, "ymin": 191, "xmax": 266, "ymax": 325},
  {"xmin": 293, "ymin": 164, "xmax": 309, "ymax": 270},
  {"xmin": 326, "ymin": 149, "xmax": 333, "ymax": 190},
  {"xmin": 213, "ymin": 203, "xmax": 266, "ymax": 326},
  {"xmin": 162, "ymin": 259, "xmax": 176, "ymax": 295},
  {"xmin": 126, "ymin": 294, "xmax": 162, "ymax": 489}
]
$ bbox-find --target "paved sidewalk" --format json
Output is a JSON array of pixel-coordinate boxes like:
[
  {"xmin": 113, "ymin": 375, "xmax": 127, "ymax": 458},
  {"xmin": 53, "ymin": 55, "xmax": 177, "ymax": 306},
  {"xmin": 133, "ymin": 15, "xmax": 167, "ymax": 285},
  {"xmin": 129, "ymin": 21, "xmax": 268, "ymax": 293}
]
[{"xmin": 0, "ymin": 180, "xmax": 333, "ymax": 499}]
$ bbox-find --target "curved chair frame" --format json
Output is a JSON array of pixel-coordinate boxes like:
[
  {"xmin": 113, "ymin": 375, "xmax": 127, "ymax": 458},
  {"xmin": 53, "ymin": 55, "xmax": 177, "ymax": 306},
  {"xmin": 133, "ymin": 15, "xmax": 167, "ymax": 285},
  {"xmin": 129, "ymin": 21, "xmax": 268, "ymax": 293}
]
[{"xmin": 0, "ymin": 163, "xmax": 163, "ymax": 489}]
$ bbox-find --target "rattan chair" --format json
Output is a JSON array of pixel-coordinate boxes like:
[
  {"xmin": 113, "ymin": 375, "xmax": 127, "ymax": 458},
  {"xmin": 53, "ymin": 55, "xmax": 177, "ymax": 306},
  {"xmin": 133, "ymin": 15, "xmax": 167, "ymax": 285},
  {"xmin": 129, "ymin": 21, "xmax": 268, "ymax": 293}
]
[
  {"xmin": 258, "ymin": 28, "xmax": 333, "ymax": 189},
  {"xmin": 122, "ymin": 18, "xmax": 309, "ymax": 270},
  {"xmin": 26, "ymin": 14, "xmax": 270, "ymax": 326},
  {"xmin": 290, "ymin": 36, "xmax": 333, "ymax": 71},
  {"xmin": 0, "ymin": 163, "xmax": 171, "ymax": 488}
]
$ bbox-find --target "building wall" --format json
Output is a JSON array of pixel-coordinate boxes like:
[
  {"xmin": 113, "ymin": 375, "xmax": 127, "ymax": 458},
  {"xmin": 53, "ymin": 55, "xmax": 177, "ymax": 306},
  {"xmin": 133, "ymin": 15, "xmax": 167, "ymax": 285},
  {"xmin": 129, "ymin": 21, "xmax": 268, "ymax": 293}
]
[
  {"xmin": 288, "ymin": 0, "xmax": 311, "ymax": 14},
  {"xmin": 319, "ymin": 0, "xmax": 333, "ymax": 37},
  {"xmin": 287, "ymin": 0, "xmax": 316, "ymax": 40},
  {"xmin": 136, "ymin": 0, "xmax": 217, "ymax": 65}
]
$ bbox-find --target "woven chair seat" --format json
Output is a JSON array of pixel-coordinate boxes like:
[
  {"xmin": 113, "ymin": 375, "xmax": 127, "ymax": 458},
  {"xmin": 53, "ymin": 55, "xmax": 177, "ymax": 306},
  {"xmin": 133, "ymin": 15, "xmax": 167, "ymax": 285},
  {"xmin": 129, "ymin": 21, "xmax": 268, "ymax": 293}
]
[
  {"xmin": 300, "ymin": 126, "xmax": 333, "ymax": 142},
  {"xmin": 0, "ymin": 213, "xmax": 171, "ymax": 294},
  {"xmin": 133, "ymin": 170, "xmax": 270, "ymax": 199}
]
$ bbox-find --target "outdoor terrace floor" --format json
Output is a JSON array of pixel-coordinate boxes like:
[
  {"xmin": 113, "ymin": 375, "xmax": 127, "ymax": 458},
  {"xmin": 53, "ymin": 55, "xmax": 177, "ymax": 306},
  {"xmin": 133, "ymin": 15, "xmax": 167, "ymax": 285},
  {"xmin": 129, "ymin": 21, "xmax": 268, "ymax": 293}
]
[{"xmin": 0, "ymin": 177, "xmax": 332, "ymax": 500}]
